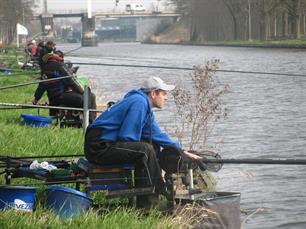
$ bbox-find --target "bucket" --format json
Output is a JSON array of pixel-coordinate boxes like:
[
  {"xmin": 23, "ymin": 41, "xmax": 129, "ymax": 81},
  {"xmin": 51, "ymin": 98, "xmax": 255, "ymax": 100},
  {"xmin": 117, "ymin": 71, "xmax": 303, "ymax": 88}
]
[
  {"xmin": 0, "ymin": 186, "xmax": 37, "ymax": 211},
  {"xmin": 21, "ymin": 114, "xmax": 53, "ymax": 128},
  {"xmin": 46, "ymin": 186, "xmax": 92, "ymax": 218}
]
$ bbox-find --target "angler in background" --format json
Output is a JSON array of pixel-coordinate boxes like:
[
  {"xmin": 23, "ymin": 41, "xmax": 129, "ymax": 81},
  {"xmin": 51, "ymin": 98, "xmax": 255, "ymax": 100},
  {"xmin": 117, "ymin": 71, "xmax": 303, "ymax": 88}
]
[
  {"xmin": 25, "ymin": 40, "xmax": 37, "ymax": 61},
  {"xmin": 32, "ymin": 53, "xmax": 97, "ymax": 123},
  {"xmin": 37, "ymin": 40, "xmax": 57, "ymax": 70}
]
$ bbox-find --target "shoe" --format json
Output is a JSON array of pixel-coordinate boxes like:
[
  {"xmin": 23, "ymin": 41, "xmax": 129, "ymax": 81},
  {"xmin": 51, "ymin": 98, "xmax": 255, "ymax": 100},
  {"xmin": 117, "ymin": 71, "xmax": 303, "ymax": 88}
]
[
  {"xmin": 155, "ymin": 199, "xmax": 172, "ymax": 212},
  {"xmin": 136, "ymin": 195, "xmax": 173, "ymax": 212},
  {"xmin": 136, "ymin": 194, "xmax": 159, "ymax": 209},
  {"xmin": 160, "ymin": 188, "xmax": 174, "ymax": 201}
]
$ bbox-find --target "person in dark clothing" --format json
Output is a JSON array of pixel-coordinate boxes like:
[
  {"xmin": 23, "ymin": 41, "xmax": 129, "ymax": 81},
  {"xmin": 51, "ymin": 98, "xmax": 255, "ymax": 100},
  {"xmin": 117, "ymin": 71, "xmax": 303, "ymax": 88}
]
[
  {"xmin": 84, "ymin": 76, "xmax": 201, "ymax": 206},
  {"xmin": 36, "ymin": 40, "xmax": 57, "ymax": 70},
  {"xmin": 32, "ymin": 53, "xmax": 97, "ymax": 122}
]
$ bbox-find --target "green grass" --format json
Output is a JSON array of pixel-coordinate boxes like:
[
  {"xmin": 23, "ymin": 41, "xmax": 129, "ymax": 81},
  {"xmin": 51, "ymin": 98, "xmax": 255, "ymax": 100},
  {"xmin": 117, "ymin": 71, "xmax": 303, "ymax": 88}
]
[
  {"xmin": 0, "ymin": 53, "xmax": 174, "ymax": 228},
  {"xmin": 0, "ymin": 207, "xmax": 169, "ymax": 229}
]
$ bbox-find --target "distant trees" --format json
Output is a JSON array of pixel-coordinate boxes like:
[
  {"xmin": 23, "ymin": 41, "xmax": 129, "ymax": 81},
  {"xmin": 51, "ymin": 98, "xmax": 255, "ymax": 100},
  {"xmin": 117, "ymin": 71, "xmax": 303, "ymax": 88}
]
[
  {"xmin": 169, "ymin": 0, "xmax": 306, "ymax": 41},
  {"xmin": 0, "ymin": 0, "xmax": 36, "ymax": 45}
]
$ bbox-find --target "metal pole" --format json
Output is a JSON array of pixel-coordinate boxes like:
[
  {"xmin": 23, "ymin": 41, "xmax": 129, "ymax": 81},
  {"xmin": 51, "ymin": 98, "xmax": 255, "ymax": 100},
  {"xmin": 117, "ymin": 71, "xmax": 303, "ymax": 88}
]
[
  {"xmin": 83, "ymin": 85, "xmax": 90, "ymax": 134},
  {"xmin": 248, "ymin": 0, "xmax": 252, "ymax": 41},
  {"xmin": 23, "ymin": 8, "xmax": 25, "ymax": 26},
  {"xmin": 16, "ymin": 24, "xmax": 19, "ymax": 48},
  {"xmin": 188, "ymin": 168, "xmax": 194, "ymax": 200}
]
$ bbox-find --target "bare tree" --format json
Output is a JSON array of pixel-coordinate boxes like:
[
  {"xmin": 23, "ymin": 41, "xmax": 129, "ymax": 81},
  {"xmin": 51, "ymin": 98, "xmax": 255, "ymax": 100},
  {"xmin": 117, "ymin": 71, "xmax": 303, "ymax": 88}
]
[
  {"xmin": 171, "ymin": 59, "xmax": 229, "ymax": 151},
  {"xmin": 0, "ymin": 0, "xmax": 36, "ymax": 45},
  {"xmin": 168, "ymin": 0, "xmax": 306, "ymax": 41}
]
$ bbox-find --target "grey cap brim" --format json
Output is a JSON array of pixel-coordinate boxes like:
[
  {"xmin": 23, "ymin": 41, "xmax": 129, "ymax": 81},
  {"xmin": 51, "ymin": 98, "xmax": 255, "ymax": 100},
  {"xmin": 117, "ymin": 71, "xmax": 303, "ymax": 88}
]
[{"xmin": 159, "ymin": 84, "xmax": 175, "ymax": 91}]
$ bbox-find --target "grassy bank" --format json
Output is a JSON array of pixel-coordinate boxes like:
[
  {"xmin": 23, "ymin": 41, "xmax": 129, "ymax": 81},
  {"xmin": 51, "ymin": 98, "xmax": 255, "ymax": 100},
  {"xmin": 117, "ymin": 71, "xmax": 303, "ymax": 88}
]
[{"xmin": 0, "ymin": 53, "xmax": 173, "ymax": 228}]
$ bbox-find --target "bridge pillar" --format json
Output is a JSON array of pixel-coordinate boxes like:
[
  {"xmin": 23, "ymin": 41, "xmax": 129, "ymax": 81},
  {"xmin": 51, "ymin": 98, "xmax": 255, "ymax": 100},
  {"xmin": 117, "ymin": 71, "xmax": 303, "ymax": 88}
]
[
  {"xmin": 81, "ymin": 15, "xmax": 98, "ymax": 47},
  {"xmin": 40, "ymin": 14, "xmax": 54, "ymax": 37}
]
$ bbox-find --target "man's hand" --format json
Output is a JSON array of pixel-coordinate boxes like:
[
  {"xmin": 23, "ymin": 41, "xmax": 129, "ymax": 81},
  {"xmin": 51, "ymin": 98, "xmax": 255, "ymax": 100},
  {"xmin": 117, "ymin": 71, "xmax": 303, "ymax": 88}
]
[{"xmin": 183, "ymin": 150, "xmax": 202, "ymax": 160}]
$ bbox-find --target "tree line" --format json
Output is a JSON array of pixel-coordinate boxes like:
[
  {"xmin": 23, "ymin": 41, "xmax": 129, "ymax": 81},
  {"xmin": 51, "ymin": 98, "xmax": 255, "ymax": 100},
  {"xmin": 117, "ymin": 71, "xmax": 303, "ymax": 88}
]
[
  {"xmin": 0, "ymin": 0, "xmax": 36, "ymax": 45},
  {"xmin": 169, "ymin": 0, "xmax": 306, "ymax": 41}
]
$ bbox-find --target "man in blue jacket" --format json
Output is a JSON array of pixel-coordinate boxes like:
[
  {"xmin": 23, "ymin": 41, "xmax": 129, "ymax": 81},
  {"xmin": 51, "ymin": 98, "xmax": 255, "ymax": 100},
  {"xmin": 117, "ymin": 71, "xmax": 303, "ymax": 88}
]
[{"xmin": 84, "ymin": 77, "xmax": 201, "ymax": 203}]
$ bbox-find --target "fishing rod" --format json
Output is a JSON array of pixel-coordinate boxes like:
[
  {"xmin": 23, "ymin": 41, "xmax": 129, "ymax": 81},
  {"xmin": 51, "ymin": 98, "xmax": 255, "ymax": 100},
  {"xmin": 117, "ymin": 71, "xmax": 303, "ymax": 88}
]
[
  {"xmin": 0, "ymin": 102, "xmax": 82, "ymax": 112},
  {"xmin": 0, "ymin": 75, "xmax": 73, "ymax": 91},
  {"xmin": 0, "ymin": 102, "xmax": 103, "ymax": 113},
  {"xmin": 1, "ymin": 154, "xmax": 305, "ymax": 165},
  {"xmin": 64, "ymin": 46, "xmax": 83, "ymax": 55},
  {"xmin": 0, "ymin": 107, "xmax": 37, "ymax": 110},
  {"xmin": 0, "ymin": 154, "xmax": 83, "ymax": 160},
  {"xmin": 188, "ymin": 150, "xmax": 306, "ymax": 169},
  {"xmin": 71, "ymin": 62, "xmax": 306, "ymax": 78},
  {"xmin": 200, "ymin": 158, "xmax": 306, "ymax": 165},
  {"xmin": 0, "ymin": 154, "xmax": 84, "ymax": 168}
]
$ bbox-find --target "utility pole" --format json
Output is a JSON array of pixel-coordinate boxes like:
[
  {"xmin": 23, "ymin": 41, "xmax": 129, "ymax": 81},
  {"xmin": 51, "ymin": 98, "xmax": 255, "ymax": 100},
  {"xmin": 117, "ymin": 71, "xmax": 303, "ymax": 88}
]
[
  {"xmin": 248, "ymin": 0, "xmax": 252, "ymax": 41},
  {"xmin": 22, "ymin": 8, "xmax": 25, "ymax": 25},
  {"xmin": 44, "ymin": 0, "xmax": 48, "ymax": 13}
]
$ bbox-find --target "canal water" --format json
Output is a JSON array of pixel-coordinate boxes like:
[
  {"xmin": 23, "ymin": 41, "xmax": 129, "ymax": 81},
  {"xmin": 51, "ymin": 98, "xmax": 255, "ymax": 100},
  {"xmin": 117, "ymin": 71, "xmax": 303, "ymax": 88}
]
[{"xmin": 60, "ymin": 42, "xmax": 306, "ymax": 229}]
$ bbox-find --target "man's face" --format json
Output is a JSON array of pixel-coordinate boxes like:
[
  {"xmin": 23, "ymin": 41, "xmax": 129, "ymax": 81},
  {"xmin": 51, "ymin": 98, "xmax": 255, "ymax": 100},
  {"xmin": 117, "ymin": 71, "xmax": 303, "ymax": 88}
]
[
  {"xmin": 47, "ymin": 43, "xmax": 54, "ymax": 51},
  {"xmin": 150, "ymin": 90, "xmax": 168, "ymax": 109}
]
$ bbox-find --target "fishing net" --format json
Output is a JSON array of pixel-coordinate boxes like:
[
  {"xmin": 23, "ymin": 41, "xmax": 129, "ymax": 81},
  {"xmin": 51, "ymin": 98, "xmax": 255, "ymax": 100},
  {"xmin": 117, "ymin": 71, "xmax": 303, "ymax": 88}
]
[
  {"xmin": 174, "ymin": 192, "xmax": 241, "ymax": 229},
  {"xmin": 192, "ymin": 150, "xmax": 223, "ymax": 172}
]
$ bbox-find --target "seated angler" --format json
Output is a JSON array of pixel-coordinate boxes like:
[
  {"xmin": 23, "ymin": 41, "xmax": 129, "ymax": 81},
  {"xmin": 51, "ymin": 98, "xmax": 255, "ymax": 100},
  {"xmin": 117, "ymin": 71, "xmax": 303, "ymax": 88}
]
[
  {"xmin": 32, "ymin": 53, "xmax": 97, "ymax": 122},
  {"xmin": 84, "ymin": 76, "xmax": 202, "ymax": 206}
]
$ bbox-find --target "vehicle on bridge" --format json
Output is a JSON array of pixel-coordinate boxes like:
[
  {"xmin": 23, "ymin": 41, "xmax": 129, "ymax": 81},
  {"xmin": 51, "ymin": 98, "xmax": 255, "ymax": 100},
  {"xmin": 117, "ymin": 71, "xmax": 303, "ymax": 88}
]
[{"xmin": 125, "ymin": 3, "xmax": 146, "ymax": 13}]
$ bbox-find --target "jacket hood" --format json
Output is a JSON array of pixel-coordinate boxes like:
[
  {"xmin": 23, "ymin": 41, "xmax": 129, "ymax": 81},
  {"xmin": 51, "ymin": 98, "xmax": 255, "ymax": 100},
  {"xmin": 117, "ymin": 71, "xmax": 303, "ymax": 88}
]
[{"xmin": 124, "ymin": 89, "xmax": 152, "ymax": 113}]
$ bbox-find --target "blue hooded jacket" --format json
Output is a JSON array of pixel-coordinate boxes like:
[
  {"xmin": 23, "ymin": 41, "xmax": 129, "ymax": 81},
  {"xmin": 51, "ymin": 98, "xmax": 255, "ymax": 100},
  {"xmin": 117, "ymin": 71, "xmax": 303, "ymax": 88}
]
[{"xmin": 90, "ymin": 89, "xmax": 180, "ymax": 149}]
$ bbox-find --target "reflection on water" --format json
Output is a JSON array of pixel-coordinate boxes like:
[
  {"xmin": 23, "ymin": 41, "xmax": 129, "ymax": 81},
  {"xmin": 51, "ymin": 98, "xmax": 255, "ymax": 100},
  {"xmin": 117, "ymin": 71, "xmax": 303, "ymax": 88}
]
[{"xmin": 59, "ymin": 43, "xmax": 306, "ymax": 229}]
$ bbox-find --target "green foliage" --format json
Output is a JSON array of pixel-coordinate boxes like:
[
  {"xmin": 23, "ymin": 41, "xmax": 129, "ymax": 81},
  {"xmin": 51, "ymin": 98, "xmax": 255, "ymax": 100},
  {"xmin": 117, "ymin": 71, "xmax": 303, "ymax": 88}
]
[{"xmin": 0, "ymin": 206, "xmax": 167, "ymax": 229}]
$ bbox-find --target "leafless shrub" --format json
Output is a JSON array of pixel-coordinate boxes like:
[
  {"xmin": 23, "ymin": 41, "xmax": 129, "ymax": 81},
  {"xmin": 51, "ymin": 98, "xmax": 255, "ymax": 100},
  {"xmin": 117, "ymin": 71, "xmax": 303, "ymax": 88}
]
[{"xmin": 172, "ymin": 59, "xmax": 229, "ymax": 151}]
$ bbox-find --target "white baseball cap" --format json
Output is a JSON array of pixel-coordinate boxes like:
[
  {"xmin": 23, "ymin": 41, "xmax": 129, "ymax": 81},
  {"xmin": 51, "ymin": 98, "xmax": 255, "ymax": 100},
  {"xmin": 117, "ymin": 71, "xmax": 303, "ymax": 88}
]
[{"xmin": 141, "ymin": 77, "xmax": 175, "ymax": 92}]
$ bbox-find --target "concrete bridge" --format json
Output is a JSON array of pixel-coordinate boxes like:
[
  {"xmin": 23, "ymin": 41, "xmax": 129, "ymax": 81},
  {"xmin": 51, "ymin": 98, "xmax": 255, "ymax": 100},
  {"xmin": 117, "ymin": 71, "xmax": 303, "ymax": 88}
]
[{"xmin": 38, "ymin": 11, "xmax": 180, "ymax": 46}]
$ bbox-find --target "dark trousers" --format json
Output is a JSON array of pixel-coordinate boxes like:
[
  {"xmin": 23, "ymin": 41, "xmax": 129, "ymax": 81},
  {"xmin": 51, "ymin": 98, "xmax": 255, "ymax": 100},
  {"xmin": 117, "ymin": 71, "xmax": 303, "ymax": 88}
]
[
  {"xmin": 84, "ymin": 127, "xmax": 166, "ymax": 194},
  {"xmin": 50, "ymin": 90, "xmax": 97, "ymax": 122}
]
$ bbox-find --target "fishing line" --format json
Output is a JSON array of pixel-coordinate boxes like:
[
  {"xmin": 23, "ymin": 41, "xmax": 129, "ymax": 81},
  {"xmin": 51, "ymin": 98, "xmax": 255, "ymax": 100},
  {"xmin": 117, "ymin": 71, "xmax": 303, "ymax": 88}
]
[
  {"xmin": 68, "ymin": 53, "xmax": 172, "ymax": 63},
  {"xmin": 70, "ymin": 62, "xmax": 306, "ymax": 78}
]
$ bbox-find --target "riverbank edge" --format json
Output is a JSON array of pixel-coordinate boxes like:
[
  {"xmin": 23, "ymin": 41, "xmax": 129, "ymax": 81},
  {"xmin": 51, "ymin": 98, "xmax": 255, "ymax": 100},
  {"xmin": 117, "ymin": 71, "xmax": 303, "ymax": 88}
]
[{"xmin": 142, "ymin": 40, "xmax": 306, "ymax": 49}]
